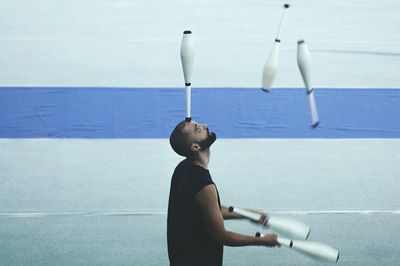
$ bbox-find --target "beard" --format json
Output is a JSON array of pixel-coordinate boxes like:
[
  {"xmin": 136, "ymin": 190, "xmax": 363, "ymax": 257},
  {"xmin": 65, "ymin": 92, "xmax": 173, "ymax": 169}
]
[{"xmin": 198, "ymin": 128, "xmax": 217, "ymax": 150}]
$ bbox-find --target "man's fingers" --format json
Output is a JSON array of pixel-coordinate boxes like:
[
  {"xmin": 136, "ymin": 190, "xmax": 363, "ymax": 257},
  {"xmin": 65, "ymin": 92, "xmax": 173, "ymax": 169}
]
[{"xmin": 261, "ymin": 234, "xmax": 280, "ymax": 247}]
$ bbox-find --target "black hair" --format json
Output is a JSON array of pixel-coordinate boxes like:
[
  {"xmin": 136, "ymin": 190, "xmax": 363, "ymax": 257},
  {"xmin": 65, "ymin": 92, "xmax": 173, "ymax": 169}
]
[{"xmin": 169, "ymin": 121, "xmax": 191, "ymax": 157}]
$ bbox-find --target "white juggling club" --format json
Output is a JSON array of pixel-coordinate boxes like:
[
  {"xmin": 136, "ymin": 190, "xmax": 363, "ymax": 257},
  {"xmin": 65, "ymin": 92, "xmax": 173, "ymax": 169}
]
[
  {"xmin": 262, "ymin": 39, "xmax": 280, "ymax": 92},
  {"xmin": 228, "ymin": 206, "xmax": 310, "ymax": 240},
  {"xmin": 180, "ymin": 30, "xmax": 195, "ymax": 122},
  {"xmin": 256, "ymin": 233, "xmax": 340, "ymax": 263},
  {"xmin": 297, "ymin": 40, "xmax": 319, "ymax": 127},
  {"xmin": 261, "ymin": 3, "xmax": 290, "ymax": 92}
]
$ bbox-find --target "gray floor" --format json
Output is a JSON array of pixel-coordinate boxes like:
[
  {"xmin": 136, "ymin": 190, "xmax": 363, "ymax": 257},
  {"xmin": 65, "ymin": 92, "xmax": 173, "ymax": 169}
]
[
  {"xmin": 1, "ymin": 139, "xmax": 399, "ymax": 265},
  {"xmin": 0, "ymin": 213, "xmax": 399, "ymax": 265}
]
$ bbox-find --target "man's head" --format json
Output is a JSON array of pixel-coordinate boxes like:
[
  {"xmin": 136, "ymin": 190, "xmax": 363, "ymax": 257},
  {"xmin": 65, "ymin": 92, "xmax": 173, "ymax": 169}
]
[{"xmin": 169, "ymin": 120, "xmax": 217, "ymax": 157}]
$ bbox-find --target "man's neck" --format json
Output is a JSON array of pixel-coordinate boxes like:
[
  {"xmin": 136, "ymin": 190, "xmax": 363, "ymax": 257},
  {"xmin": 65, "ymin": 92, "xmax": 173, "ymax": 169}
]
[{"xmin": 190, "ymin": 149, "xmax": 210, "ymax": 169}]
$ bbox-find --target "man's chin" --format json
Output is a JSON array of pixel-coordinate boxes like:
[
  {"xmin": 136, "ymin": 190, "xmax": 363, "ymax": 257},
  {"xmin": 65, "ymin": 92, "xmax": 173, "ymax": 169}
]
[
  {"xmin": 208, "ymin": 132, "xmax": 217, "ymax": 146},
  {"xmin": 198, "ymin": 132, "xmax": 217, "ymax": 150}
]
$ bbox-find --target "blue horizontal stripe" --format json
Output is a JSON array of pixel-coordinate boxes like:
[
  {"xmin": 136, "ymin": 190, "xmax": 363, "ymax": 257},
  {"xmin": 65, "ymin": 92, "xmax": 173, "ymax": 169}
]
[{"xmin": 1, "ymin": 87, "xmax": 399, "ymax": 138}]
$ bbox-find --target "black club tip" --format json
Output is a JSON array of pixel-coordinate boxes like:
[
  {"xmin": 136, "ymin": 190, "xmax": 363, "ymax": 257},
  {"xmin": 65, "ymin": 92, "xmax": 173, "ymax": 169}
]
[
  {"xmin": 284, "ymin": 4, "xmax": 290, "ymax": 8},
  {"xmin": 298, "ymin": 39, "xmax": 305, "ymax": 44},
  {"xmin": 311, "ymin": 122, "xmax": 319, "ymax": 128},
  {"xmin": 228, "ymin": 206, "xmax": 234, "ymax": 213},
  {"xmin": 183, "ymin": 30, "xmax": 192, "ymax": 34}
]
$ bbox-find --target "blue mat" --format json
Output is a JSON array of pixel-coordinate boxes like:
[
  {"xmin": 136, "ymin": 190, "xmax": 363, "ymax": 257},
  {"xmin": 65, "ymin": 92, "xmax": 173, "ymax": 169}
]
[{"xmin": 1, "ymin": 87, "xmax": 399, "ymax": 138}]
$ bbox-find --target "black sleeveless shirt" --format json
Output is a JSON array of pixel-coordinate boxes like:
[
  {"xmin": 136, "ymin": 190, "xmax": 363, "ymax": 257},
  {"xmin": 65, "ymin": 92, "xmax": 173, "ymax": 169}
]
[{"xmin": 167, "ymin": 159, "xmax": 223, "ymax": 266}]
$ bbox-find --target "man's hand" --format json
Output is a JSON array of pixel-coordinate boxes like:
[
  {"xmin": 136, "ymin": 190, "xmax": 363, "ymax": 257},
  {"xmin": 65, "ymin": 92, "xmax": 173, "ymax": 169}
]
[{"xmin": 260, "ymin": 233, "xmax": 280, "ymax": 247}]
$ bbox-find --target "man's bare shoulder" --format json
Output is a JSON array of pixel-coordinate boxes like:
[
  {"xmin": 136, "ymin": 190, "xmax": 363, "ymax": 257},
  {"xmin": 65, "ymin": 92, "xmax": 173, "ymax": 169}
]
[{"xmin": 194, "ymin": 184, "xmax": 218, "ymax": 207}]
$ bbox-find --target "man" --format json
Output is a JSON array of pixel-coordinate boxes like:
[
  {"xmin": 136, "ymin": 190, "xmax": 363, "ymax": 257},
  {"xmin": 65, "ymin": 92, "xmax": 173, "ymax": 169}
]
[{"xmin": 167, "ymin": 120, "xmax": 279, "ymax": 266}]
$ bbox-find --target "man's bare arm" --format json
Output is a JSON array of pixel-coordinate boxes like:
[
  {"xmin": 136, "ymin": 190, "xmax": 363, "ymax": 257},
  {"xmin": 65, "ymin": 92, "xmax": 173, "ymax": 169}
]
[
  {"xmin": 194, "ymin": 184, "xmax": 279, "ymax": 247},
  {"xmin": 221, "ymin": 205, "xmax": 242, "ymax": 219},
  {"xmin": 221, "ymin": 205, "xmax": 269, "ymax": 227}
]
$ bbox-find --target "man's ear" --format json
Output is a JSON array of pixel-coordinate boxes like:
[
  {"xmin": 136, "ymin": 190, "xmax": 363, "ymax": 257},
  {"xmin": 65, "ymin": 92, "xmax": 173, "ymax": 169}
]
[{"xmin": 191, "ymin": 143, "xmax": 200, "ymax": 152}]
